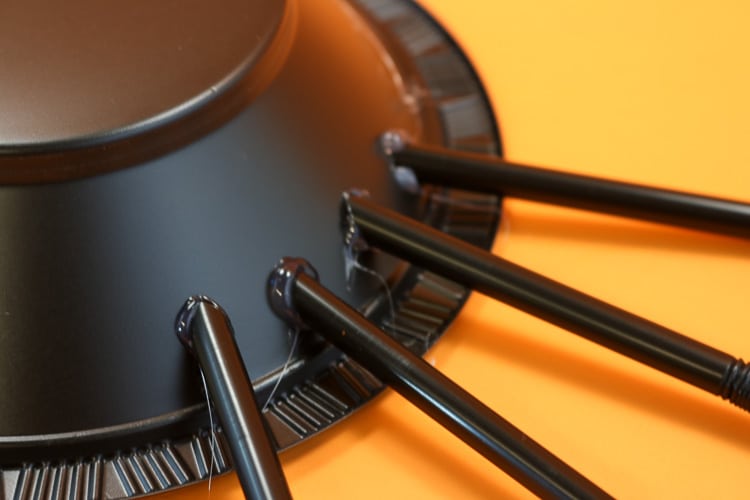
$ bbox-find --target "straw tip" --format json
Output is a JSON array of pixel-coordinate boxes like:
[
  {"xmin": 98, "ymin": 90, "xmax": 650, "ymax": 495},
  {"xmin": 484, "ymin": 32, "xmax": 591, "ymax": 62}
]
[
  {"xmin": 340, "ymin": 190, "xmax": 371, "ymax": 253},
  {"xmin": 378, "ymin": 131, "xmax": 420, "ymax": 194},
  {"xmin": 378, "ymin": 129, "xmax": 408, "ymax": 157},
  {"xmin": 267, "ymin": 258, "xmax": 319, "ymax": 329},
  {"xmin": 175, "ymin": 295, "xmax": 223, "ymax": 353},
  {"xmin": 393, "ymin": 165, "xmax": 420, "ymax": 194}
]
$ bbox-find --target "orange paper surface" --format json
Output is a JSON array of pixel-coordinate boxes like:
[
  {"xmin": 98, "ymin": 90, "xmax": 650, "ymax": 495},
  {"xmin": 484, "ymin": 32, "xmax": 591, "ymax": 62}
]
[{"xmin": 172, "ymin": 0, "xmax": 750, "ymax": 498}]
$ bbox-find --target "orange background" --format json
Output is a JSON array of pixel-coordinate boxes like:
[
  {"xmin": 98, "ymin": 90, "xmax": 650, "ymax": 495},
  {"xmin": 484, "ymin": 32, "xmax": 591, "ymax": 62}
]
[{"xmin": 171, "ymin": 0, "xmax": 750, "ymax": 497}]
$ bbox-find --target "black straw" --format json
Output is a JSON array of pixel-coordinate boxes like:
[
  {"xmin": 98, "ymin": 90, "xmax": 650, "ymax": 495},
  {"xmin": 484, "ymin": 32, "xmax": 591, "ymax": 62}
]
[
  {"xmin": 381, "ymin": 131, "xmax": 750, "ymax": 239},
  {"xmin": 267, "ymin": 258, "xmax": 612, "ymax": 500},
  {"xmin": 176, "ymin": 296, "xmax": 292, "ymax": 500},
  {"xmin": 341, "ymin": 191, "xmax": 750, "ymax": 412}
]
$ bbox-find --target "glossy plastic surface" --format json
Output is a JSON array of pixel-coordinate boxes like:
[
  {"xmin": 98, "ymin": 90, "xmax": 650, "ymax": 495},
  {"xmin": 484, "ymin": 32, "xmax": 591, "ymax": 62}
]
[
  {"xmin": 342, "ymin": 191, "xmax": 750, "ymax": 409},
  {"xmin": 177, "ymin": 297, "xmax": 291, "ymax": 499},
  {"xmin": 168, "ymin": 0, "xmax": 750, "ymax": 498},
  {"xmin": 273, "ymin": 260, "xmax": 611, "ymax": 498}
]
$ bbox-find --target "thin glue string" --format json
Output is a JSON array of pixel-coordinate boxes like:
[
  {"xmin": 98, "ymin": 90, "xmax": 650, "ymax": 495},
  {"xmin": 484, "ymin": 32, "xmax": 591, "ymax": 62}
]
[
  {"xmin": 495, "ymin": 205, "xmax": 512, "ymax": 249},
  {"xmin": 199, "ymin": 368, "xmax": 218, "ymax": 497},
  {"xmin": 429, "ymin": 190, "xmax": 509, "ymax": 248},
  {"xmin": 342, "ymin": 197, "xmax": 397, "ymax": 324},
  {"xmin": 262, "ymin": 327, "xmax": 301, "ymax": 412},
  {"xmin": 346, "ymin": 258, "xmax": 396, "ymax": 325},
  {"xmin": 428, "ymin": 191, "xmax": 502, "ymax": 213}
]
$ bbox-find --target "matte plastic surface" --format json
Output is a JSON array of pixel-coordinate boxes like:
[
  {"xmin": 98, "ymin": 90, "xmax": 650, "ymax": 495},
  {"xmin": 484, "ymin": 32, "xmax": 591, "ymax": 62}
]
[
  {"xmin": 0, "ymin": 0, "xmax": 291, "ymax": 182},
  {"xmin": 0, "ymin": 0, "xmax": 422, "ymax": 450},
  {"xmin": 169, "ymin": 0, "xmax": 750, "ymax": 498}
]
